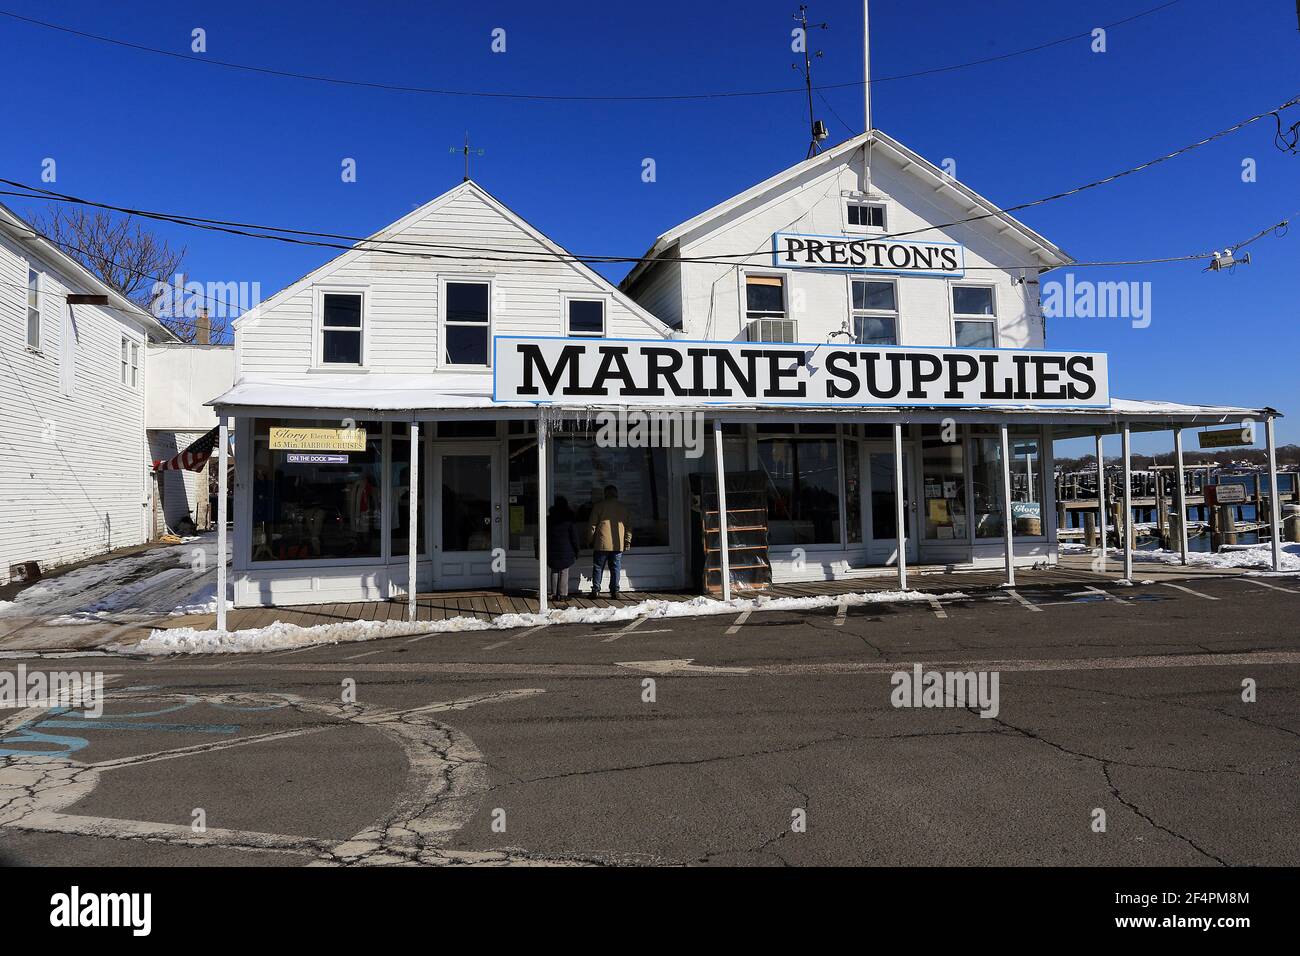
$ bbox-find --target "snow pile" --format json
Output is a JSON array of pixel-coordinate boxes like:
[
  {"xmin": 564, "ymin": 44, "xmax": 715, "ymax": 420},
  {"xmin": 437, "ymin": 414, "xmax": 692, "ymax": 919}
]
[
  {"xmin": 117, "ymin": 588, "xmax": 967, "ymax": 656},
  {"xmin": 0, "ymin": 536, "xmax": 222, "ymax": 622},
  {"xmin": 1060, "ymin": 542, "xmax": 1300, "ymax": 573}
]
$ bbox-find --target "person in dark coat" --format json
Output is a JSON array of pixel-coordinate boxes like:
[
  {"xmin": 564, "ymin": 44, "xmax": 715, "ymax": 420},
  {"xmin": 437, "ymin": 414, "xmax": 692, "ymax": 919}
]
[{"xmin": 546, "ymin": 496, "xmax": 581, "ymax": 600}]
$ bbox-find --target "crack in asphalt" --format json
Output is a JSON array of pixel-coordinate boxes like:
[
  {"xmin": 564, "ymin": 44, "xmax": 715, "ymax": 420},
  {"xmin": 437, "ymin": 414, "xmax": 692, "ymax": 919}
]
[{"xmin": 968, "ymin": 707, "xmax": 1232, "ymax": 866}]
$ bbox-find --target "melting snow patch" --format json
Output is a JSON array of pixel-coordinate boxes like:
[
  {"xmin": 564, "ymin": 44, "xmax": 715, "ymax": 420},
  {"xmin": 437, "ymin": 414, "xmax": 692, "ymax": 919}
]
[{"xmin": 116, "ymin": 588, "xmax": 966, "ymax": 656}]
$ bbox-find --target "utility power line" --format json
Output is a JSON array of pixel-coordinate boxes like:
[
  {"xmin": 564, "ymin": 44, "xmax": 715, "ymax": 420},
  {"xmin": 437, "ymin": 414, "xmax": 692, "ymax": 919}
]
[
  {"xmin": 2, "ymin": 91, "xmax": 1294, "ymax": 272},
  {"xmin": 0, "ymin": 3, "xmax": 1182, "ymax": 103}
]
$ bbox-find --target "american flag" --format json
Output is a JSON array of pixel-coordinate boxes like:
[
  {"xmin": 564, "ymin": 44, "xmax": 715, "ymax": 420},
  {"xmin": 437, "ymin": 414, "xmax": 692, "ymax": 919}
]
[{"xmin": 153, "ymin": 426, "xmax": 222, "ymax": 473}]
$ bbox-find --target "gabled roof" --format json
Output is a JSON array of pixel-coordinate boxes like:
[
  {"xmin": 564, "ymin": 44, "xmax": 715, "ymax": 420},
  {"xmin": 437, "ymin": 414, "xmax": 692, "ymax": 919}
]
[
  {"xmin": 0, "ymin": 201, "xmax": 179, "ymax": 342},
  {"xmin": 234, "ymin": 179, "xmax": 673, "ymax": 338},
  {"xmin": 620, "ymin": 128, "xmax": 1072, "ymax": 291}
]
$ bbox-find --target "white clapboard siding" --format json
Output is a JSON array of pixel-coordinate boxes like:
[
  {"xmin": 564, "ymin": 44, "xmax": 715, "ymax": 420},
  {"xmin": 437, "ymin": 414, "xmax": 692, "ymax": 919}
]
[
  {"xmin": 238, "ymin": 182, "xmax": 668, "ymax": 375},
  {"xmin": 625, "ymin": 132, "xmax": 1063, "ymax": 349},
  {"xmin": 0, "ymin": 231, "xmax": 154, "ymax": 584}
]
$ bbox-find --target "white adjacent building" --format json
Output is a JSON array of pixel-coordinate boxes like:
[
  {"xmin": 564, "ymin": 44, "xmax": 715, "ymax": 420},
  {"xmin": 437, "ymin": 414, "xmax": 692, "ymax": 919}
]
[{"xmin": 0, "ymin": 202, "xmax": 179, "ymax": 584}]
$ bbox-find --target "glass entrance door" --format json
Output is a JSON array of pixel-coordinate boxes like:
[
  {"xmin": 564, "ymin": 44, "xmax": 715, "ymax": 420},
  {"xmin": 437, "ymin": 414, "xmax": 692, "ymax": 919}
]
[
  {"xmin": 433, "ymin": 448, "xmax": 499, "ymax": 589},
  {"xmin": 865, "ymin": 447, "xmax": 919, "ymax": 565}
]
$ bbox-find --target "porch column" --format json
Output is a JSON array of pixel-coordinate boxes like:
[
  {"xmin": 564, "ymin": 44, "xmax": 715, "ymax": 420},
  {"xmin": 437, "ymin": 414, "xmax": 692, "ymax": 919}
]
[
  {"xmin": 1094, "ymin": 433, "xmax": 1107, "ymax": 556},
  {"xmin": 1266, "ymin": 415, "xmax": 1283, "ymax": 571},
  {"xmin": 893, "ymin": 422, "xmax": 907, "ymax": 591},
  {"xmin": 999, "ymin": 424, "xmax": 1014, "ymax": 587},
  {"xmin": 1121, "ymin": 422, "xmax": 1133, "ymax": 581},
  {"xmin": 216, "ymin": 416, "xmax": 228, "ymax": 633},
  {"xmin": 407, "ymin": 421, "xmax": 419, "ymax": 622},
  {"xmin": 714, "ymin": 419, "xmax": 731, "ymax": 602},
  {"xmin": 1173, "ymin": 428, "xmax": 1189, "ymax": 565},
  {"xmin": 537, "ymin": 410, "xmax": 548, "ymax": 614}
]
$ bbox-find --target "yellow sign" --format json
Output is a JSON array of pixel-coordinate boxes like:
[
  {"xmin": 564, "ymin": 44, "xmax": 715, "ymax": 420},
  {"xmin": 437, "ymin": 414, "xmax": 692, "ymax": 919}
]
[
  {"xmin": 1197, "ymin": 426, "xmax": 1254, "ymax": 450},
  {"xmin": 269, "ymin": 426, "xmax": 367, "ymax": 452}
]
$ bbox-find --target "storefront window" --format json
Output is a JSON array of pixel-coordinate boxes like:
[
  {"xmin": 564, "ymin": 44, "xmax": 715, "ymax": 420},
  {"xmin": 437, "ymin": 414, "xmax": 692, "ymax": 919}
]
[
  {"xmin": 391, "ymin": 424, "xmax": 425, "ymax": 556},
  {"xmin": 971, "ymin": 436, "xmax": 1004, "ymax": 539},
  {"xmin": 971, "ymin": 430, "xmax": 1045, "ymax": 539},
  {"xmin": 251, "ymin": 419, "xmax": 383, "ymax": 562},
  {"xmin": 844, "ymin": 437, "xmax": 862, "ymax": 544},
  {"xmin": 507, "ymin": 436, "xmax": 539, "ymax": 551},
  {"xmin": 1008, "ymin": 429, "xmax": 1045, "ymax": 536},
  {"xmin": 758, "ymin": 436, "xmax": 841, "ymax": 546},
  {"xmin": 921, "ymin": 436, "xmax": 967, "ymax": 541},
  {"xmin": 552, "ymin": 435, "xmax": 670, "ymax": 547}
]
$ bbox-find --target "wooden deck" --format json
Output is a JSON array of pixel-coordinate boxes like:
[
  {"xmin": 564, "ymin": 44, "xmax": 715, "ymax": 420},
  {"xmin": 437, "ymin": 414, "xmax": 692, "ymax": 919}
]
[{"xmin": 158, "ymin": 552, "xmax": 1245, "ymax": 633}]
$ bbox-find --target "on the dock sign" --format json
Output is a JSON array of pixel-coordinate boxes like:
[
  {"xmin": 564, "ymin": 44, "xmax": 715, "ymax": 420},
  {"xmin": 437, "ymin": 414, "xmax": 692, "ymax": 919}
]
[
  {"xmin": 493, "ymin": 337, "xmax": 1110, "ymax": 408},
  {"xmin": 1197, "ymin": 425, "xmax": 1255, "ymax": 449}
]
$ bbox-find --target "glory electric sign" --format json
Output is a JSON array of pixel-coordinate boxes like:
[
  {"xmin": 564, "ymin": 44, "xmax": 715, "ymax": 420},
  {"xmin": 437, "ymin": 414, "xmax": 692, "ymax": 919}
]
[{"xmin": 493, "ymin": 337, "xmax": 1110, "ymax": 408}]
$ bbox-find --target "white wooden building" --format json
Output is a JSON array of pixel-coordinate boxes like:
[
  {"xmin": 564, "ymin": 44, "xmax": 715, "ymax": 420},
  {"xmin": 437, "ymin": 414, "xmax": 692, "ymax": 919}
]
[
  {"xmin": 211, "ymin": 136, "xmax": 1282, "ymax": 617},
  {"xmin": 0, "ymin": 202, "xmax": 179, "ymax": 585}
]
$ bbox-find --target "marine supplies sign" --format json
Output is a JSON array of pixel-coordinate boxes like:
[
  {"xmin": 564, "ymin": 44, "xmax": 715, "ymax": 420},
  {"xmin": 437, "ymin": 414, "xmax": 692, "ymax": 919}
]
[
  {"xmin": 773, "ymin": 232, "xmax": 965, "ymax": 277},
  {"xmin": 493, "ymin": 337, "xmax": 1110, "ymax": 408}
]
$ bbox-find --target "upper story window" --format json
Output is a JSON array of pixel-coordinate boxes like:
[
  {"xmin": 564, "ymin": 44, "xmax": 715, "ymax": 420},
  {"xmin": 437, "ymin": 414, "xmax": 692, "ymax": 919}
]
[
  {"xmin": 26, "ymin": 268, "xmax": 40, "ymax": 349},
  {"xmin": 851, "ymin": 278, "xmax": 898, "ymax": 346},
  {"xmin": 744, "ymin": 274, "xmax": 795, "ymax": 342},
  {"xmin": 952, "ymin": 285, "xmax": 997, "ymax": 348},
  {"xmin": 567, "ymin": 298, "xmax": 605, "ymax": 337},
  {"xmin": 321, "ymin": 292, "xmax": 363, "ymax": 365},
  {"xmin": 846, "ymin": 201, "xmax": 886, "ymax": 231},
  {"xmin": 120, "ymin": 336, "xmax": 140, "ymax": 387},
  {"xmin": 444, "ymin": 280, "xmax": 492, "ymax": 365}
]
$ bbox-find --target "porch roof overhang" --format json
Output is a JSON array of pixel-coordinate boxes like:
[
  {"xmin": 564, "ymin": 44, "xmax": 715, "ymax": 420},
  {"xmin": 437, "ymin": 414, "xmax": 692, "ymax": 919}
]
[{"xmin": 210, "ymin": 374, "xmax": 1279, "ymax": 433}]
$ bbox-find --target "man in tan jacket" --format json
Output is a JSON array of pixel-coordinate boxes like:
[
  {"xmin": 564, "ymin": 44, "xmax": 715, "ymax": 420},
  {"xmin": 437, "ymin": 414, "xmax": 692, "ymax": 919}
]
[{"xmin": 587, "ymin": 485, "xmax": 632, "ymax": 597}]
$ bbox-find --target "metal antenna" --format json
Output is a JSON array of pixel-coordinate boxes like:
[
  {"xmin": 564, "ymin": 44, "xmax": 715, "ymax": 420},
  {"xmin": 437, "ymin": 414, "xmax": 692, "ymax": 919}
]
[
  {"xmin": 792, "ymin": 5, "xmax": 829, "ymax": 158},
  {"xmin": 451, "ymin": 131, "xmax": 485, "ymax": 181}
]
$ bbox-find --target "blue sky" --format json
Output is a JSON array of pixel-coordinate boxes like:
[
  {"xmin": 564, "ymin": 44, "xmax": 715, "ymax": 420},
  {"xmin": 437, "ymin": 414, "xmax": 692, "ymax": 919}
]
[{"xmin": 4, "ymin": 0, "xmax": 1297, "ymax": 453}]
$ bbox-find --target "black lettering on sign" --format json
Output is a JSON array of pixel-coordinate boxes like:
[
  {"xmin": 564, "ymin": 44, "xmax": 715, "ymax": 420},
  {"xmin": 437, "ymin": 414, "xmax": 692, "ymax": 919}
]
[
  {"xmin": 1066, "ymin": 355, "xmax": 1097, "ymax": 401},
  {"xmin": 826, "ymin": 351, "xmax": 860, "ymax": 398},
  {"xmin": 517, "ymin": 343, "xmax": 585, "ymax": 396}
]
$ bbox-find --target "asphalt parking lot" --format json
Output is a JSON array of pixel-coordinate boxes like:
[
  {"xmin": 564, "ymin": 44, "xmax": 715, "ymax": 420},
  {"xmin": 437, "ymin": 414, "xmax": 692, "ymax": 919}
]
[{"xmin": 2, "ymin": 574, "xmax": 1298, "ymax": 866}]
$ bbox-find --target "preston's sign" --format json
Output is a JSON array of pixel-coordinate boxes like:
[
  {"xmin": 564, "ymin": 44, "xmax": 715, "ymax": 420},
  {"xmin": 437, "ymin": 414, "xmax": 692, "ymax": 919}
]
[
  {"xmin": 773, "ymin": 232, "xmax": 965, "ymax": 276},
  {"xmin": 493, "ymin": 337, "xmax": 1109, "ymax": 408}
]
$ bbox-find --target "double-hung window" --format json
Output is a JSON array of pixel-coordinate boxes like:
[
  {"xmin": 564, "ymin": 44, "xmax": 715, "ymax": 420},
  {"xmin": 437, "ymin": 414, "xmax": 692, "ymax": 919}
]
[
  {"xmin": 952, "ymin": 285, "xmax": 997, "ymax": 348},
  {"xmin": 320, "ymin": 292, "xmax": 363, "ymax": 365},
  {"xmin": 567, "ymin": 297, "xmax": 605, "ymax": 337},
  {"xmin": 444, "ymin": 280, "xmax": 491, "ymax": 365},
  {"xmin": 851, "ymin": 278, "xmax": 898, "ymax": 345},
  {"xmin": 744, "ymin": 274, "xmax": 794, "ymax": 342},
  {"xmin": 26, "ymin": 268, "xmax": 40, "ymax": 349},
  {"xmin": 120, "ymin": 336, "xmax": 139, "ymax": 387}
]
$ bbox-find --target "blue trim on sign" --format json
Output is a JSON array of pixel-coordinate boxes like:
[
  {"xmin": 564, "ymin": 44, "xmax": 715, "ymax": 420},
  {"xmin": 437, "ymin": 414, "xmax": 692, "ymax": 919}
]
[{"xmin": 488, "ymin": 335, "xmax": 1112, "ymax": 409}]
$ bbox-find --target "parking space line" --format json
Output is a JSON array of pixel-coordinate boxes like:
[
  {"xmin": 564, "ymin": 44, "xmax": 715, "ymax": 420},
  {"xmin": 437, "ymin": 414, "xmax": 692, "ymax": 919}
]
[
  {"xmin": 483, "ymin": 624, "xmax": 547, "ymax": 651},
  {"xmin": 601, "ymin": 617, "xmax": 649, "ymax": 643},
  {"xmin": 1006, "ymin": 589, "xmax": 1042, "ymax": 612},
  {"xmin": 833, "ymin": 602, "xmax": 847, "ymax": 626},
  {"xmin": 1161, "ymin": 582, "xmax": 1219, "ymax": 601},
  {"xmin": 1083, "ymin": 585, "xmax": 1129, "ymax": 604},
  {"xmin": 725, "ymin": 610, "xmax": 752, "ymax": 635},
  {"xmin": 1237, "ymin": 578, "xmax": 1300, "ymax": 595},
  {"xmin": 926, "ymin": 596, "xmax": 947, "ymax": 619},
  {"xmin": 339, "ymin": 648, "xmax": 387, "ymax": 660}
]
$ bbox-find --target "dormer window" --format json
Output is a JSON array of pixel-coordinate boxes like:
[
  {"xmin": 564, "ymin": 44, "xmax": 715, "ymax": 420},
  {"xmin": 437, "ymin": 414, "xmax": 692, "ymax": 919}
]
[{"xmin": 846, "ymin": 201, "xmax": 886, "ymax": 231}]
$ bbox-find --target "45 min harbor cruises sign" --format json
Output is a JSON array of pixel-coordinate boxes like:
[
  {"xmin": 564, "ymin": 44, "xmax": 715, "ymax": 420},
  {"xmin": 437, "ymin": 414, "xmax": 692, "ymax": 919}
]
[{"xmin": 493, "ymin": 337, "xmax": 1110, "ymax": 408}]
